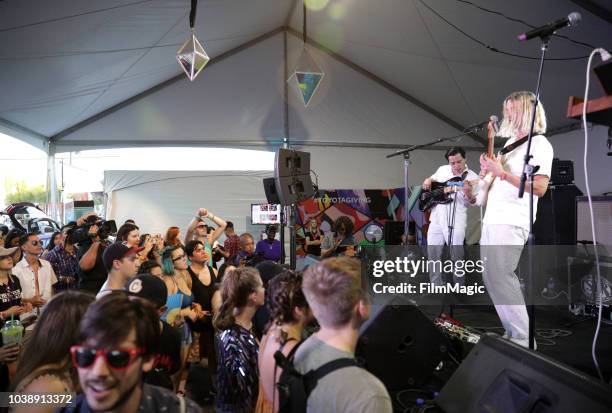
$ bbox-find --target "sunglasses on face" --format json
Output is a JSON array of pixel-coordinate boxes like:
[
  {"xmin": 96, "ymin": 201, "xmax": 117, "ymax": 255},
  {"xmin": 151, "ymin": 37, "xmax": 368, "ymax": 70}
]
[
  {"xmin": 70, "ymin": 345, "xmax": 144, "ymax": 370},
  {"xmin": 29, "ymin": 240, "xmax": 41, "ymax": 246},
  {"xmin": 172, "ymin": 254, "xmax": 186, "ymax": 262}
]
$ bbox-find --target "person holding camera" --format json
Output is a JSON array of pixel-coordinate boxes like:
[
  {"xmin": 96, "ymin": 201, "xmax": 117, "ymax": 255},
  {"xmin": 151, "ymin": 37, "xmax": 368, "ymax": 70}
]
[{"xmin": 76, "ymin": 213, "xmax": 112, "ymax": 294}]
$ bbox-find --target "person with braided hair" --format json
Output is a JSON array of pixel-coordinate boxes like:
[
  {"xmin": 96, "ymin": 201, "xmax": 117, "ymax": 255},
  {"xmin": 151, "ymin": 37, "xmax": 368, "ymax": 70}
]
[
  {"xmin": 213, "ymin": 266, "xmax": 265, "ymax": 413},
  {"xmin": 255, "ymin": 270, "xmax": 313, "ymax": 413}
]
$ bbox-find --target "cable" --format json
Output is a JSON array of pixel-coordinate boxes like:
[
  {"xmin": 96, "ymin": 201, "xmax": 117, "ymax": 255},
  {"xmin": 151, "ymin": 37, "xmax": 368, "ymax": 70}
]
[
  {"xmin": 540, "ymin": 290, "xmax": 569, "ymax": 300},
  {"xmin": 452, "ymin": 0, "xmax": 596, "ymax": 50},
  {"xmin": 582, "ymin": 47, "xmax": 612, "ymax": 383},
  {"xmin": 416, "ymin": 0, "xmax": 589, "ymax": 61}
]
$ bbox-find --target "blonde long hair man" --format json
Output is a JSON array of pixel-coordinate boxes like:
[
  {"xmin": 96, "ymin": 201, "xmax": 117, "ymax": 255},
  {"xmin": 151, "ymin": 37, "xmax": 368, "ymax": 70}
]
[{"xmin": 479, "ymin": 91, "xmax": 553, "ymax": 348}]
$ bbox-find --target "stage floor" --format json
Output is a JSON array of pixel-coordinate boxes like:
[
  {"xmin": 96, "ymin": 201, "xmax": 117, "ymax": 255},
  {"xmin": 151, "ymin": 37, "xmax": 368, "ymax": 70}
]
[{"xmin": 433, "ymin": 305, "xmax": 612, "ymax": 380}]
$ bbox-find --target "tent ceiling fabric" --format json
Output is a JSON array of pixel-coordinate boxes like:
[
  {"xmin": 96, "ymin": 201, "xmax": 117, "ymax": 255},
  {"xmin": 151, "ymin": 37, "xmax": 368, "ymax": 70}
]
[
  {"xmin": 0, "ymin": 0, "xmax": 291, "ymax": 140},
  {"xmin": 0, "ymin": 0, "xmax": 610, "ymax": 151}
]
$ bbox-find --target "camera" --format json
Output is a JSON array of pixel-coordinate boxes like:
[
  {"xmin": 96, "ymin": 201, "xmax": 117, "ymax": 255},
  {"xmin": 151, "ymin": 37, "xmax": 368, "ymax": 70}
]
[{"xmin": 72, "ymin": 215, "xmax": 117, "ymax": 243}]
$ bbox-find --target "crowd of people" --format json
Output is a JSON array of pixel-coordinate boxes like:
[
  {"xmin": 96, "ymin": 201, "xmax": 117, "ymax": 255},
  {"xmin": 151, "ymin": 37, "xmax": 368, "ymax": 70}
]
[{"xmin": 0, "ymin": 206, "xmax": 388, "ymax": 413}]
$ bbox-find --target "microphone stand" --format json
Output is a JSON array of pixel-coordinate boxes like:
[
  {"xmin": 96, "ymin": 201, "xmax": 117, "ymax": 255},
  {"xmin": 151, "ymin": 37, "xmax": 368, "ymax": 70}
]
[
  {"xmin": 518, "ymin": 35, "xmax": 549, "ymax": 350},
  {"xmin": 445, "ymin": 185, "xmax": 461, "ymax": 317},
  {"xmin": 387, "ymin": 130, "xmax": 479, "ymax": 243}
]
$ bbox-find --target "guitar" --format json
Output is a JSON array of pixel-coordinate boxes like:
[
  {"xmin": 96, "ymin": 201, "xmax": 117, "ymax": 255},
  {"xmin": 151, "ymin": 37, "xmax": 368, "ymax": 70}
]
[
  {"xmin": 474, "ymin": 116, "xmax": 499, "ymax": 207},
  {"xmin": 418, "ymin": 172, "xmax": 468, "ymax": 212}
]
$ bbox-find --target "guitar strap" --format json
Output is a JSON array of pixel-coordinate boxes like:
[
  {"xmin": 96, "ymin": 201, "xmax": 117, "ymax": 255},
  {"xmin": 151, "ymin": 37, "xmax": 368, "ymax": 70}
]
[{"xmin": 499, "ymin": 136, "xmax": 528, "ymax": 156}]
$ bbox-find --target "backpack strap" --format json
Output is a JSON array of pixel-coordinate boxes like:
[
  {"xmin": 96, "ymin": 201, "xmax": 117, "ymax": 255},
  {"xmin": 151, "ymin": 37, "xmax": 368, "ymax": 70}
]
[
  {"xmin": 272, "ymin": 334, "xmax": 299, "ymax": 409},
  {"xmin": 303, "ymin": 358, "xmax": 357, "ymax": 397}
]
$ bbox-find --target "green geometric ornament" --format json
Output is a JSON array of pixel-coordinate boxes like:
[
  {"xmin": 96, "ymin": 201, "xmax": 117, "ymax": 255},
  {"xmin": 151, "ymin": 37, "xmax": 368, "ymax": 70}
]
[{"xmin": 288, "ymin": 49, "xmax": 324, "ymax": 107}]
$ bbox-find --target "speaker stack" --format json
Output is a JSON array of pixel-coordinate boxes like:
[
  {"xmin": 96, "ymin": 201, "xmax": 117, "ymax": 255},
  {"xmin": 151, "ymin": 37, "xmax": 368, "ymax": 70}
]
[{"xmin": 533, "ymin": 159, "xmax": 582, "ymax": 245}]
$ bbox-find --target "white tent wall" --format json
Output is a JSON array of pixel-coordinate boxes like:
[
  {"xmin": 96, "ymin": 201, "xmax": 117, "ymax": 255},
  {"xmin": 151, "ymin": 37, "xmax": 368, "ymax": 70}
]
[
  {"xmin": 550, "ymin": 125, "xmax": 611, "ymax": 196},
  {"xmin": 103, "ymin": 170, "xmax": 272, "ymax": 237}
]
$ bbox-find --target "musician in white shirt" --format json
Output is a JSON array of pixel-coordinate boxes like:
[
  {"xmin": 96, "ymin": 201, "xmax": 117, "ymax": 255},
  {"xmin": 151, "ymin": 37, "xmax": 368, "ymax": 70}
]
[
  {"xmin": 479, "ymin": 91, "xmax": 553, "ymax": 348},
  {"xmin": 422, "ymin": 147, "xmax": 478, "ymax": 286}
]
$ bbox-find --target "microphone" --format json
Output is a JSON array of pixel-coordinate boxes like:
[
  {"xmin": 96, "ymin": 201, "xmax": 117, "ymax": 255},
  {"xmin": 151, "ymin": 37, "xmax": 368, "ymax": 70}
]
[
  {"xmin": 518, "ymin": 12, "xmax": 581, "ymax": 41},
  {"xmin": 490, "ymin": 115, "xmax": 499, "ymax": 134},
  {"xmin": 465, "ymin": 115, "xmax": 499, "ymax": 132}
]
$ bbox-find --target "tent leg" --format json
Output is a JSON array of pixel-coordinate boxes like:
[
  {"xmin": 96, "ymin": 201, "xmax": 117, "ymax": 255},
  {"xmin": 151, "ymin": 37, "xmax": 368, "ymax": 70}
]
[{"xmin": 47, "ymin": 142, "xmax": 59, "ymax": 223}]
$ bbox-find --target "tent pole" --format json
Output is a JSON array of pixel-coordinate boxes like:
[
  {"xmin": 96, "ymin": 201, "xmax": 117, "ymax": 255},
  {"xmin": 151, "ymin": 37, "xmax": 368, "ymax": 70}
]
[
  {"xmin": 47, "ymin": 141, "xmax": 59, "ymax": 224},
  {"xmin": 282, "ymin": 29, "xmax": 296, "ymax": 269}
]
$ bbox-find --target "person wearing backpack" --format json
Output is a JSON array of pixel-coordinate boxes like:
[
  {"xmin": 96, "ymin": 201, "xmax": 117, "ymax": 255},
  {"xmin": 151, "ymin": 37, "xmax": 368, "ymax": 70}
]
[
  {"xmin": 292, "ymin": 257, "xmax": 392, "ymax": 413},
  {"xmin": 255, "ymin": 270, "xmax": 312, "ymax": 413}
]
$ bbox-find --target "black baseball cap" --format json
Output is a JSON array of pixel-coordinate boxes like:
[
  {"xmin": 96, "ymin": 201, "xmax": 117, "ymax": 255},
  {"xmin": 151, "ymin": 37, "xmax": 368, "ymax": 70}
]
[
  {"xmin": 125, "ymin": 274, "xmax": 168, "ymax": 308},
  {"xmin": 102, "ymin": 243, "xmax": 144, "ymax": 272}
]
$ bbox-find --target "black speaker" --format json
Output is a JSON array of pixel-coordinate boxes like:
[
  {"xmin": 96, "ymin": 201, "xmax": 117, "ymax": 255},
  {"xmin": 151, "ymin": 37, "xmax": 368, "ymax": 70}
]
[
  {"xmin": 274, "ymin": 148, "xmax": 315, "ymax": 206},
  {"xmin": 384, "ymin": 221, "xmax": 405, "ymax": 245},
  {"xmin": 550, "ymin": 158, "xmax": 574, "ymax": 185},
  {"xmin": 533, "ymin": 184, "xmax": 582, "ymax": 245},
  {"xmin": 263, "ymin": 177, "xmax": 280, "ymax": 204},
  {"xmin": 356, "ymin": 297, "xmax": 450, "ymax": 390},
  {"xmin": 436, "ymin": 334, "xmax": 612, "ymax": 413}
]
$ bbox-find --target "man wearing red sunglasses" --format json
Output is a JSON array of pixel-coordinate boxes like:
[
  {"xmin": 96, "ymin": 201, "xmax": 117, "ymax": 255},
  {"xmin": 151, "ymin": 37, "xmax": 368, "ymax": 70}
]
[{"xmin": 59, "ymin": 293, "xmax": 201, "ymax": 413}]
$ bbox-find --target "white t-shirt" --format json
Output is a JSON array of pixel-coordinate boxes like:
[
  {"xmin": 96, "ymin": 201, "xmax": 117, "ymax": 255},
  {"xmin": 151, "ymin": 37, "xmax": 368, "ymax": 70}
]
[
  {"xmin": 96, "ymin": 279, "xmax": 112, "ymax": 299},
  {"xmin": 483, "ymin": 134, "xmax": 554, "ymax": 230},
  {"xmin": 428, "ymin": 165, "xmax": 479, "ymax": 230}
]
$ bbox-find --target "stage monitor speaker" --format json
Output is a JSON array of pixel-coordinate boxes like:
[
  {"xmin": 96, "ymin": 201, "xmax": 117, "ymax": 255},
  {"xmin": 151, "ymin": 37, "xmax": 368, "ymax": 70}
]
[
  {"xmin": 436, "ymin": 333, "xmax": 612, "ymax": 413},
  {"xmin": 356, "ymin": 297, "xmax": 450, "ymax": 390},
  {"xmin": 263, "ymin": 177, "xmax": 280, "ymax": 204},
  {"xmin": 533, "ymin": 184, "xmax": 582, "ymax": 245}
]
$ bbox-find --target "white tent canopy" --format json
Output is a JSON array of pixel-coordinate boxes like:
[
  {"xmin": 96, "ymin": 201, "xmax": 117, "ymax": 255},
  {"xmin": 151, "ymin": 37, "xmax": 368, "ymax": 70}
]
[{"xmin": 2, "ymin": 0, "xmax": 610, "ymax": 151}]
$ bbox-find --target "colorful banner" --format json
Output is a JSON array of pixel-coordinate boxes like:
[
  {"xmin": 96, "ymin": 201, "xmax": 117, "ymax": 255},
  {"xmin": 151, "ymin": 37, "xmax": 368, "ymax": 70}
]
[{"xmin": 295, "ymin": 188, "xmax": 424, "ymax": 255}]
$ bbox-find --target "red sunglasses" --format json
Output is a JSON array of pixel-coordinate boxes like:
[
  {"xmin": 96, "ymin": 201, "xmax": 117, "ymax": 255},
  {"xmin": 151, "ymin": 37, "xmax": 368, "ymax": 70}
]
[{"xmin": 70, "ymin": 345, "xmax": 145, "ymax": 371}]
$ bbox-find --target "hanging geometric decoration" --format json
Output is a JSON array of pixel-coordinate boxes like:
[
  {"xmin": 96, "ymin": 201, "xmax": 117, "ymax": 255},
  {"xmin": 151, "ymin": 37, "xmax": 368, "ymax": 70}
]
[
  {"xmin": 287, "ymin": 1, "xmax": 325, "ymax": 107},
  {"xmin": 176, "ymin": 31, "xmax": 209, "ymax": 81},
  {"xmin": 287, "ymin": 48, "xmax": 324, "ymax": 107},
  {"xmin": 176, "ymin": 0, "xmax": 209, "ymax": 81}
]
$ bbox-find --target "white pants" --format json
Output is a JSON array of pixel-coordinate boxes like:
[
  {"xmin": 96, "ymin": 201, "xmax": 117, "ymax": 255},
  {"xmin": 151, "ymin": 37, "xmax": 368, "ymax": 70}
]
[
  {"xmin": 427, "ymin": 222, "xmax": 466, "ymax": 286},
  {"xmin": 480, "ymin": 224, "xmax": 529, "ymax": 347}
]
